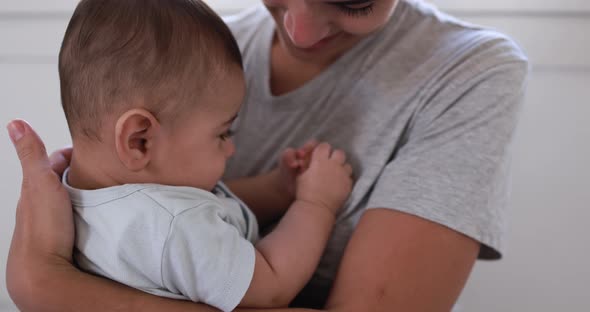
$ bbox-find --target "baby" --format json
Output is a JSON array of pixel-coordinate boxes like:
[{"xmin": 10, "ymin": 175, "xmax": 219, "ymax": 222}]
[{"xmin": 58, "ymin": 0, "xmax": 353, "ymax": 311}]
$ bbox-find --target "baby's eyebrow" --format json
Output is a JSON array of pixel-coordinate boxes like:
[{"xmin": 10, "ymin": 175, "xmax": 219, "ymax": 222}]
[{"xmin": 222, "ymin": 114, "xmax": 238, "ymax": 126}]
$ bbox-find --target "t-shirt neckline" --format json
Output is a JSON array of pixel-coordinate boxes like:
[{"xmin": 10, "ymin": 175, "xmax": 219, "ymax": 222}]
[{"xmin": 255, "ymin": 9, "xmax": 400, "ymax": 104}]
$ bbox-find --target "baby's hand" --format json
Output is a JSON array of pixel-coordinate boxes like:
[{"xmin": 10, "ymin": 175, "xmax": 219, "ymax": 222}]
[
  {"xmin": 295, "ymin": 143, "xmax": 353, "ymax": 215},
  {"xmin": 278, "ymin": 140, "xmax": 319, "ymax": 197}
]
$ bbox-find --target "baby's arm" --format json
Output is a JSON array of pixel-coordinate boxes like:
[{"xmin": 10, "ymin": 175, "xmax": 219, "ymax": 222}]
[
  {"xmin": 239, "ymin": 143, "xmax": 353, "ymax": 308},
  {"xmin": 161, "ymin": 143, "xmax": 351, "ymax": 311}
]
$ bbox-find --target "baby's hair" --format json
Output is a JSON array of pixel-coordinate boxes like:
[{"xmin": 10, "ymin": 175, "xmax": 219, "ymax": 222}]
[{"xmin": 59, "ymin": 0, "xmax": 243, "ymax": 140}]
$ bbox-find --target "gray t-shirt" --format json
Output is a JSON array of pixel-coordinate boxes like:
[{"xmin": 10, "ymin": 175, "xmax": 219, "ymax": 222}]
[
  {"xmin": 224, "ymin": 0, "xmax": 528, "ymax": 305},
  {"xmin": 64, "ymin": 169, "xmax": 259, "ymax": 312}
]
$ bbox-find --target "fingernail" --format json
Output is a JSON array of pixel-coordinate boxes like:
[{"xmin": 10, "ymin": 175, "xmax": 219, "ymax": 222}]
[{"xmin": 7, "ymin": 120, "xmax": 25, "ymax": 144}]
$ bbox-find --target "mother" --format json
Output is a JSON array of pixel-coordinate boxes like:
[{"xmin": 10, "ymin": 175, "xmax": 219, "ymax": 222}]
[{"xmin": 6, "ymin": 0, "xmax": 528, "ymax": 311}]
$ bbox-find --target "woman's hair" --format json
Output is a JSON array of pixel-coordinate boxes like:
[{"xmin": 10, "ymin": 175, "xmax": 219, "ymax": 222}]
[{"xmin": 59, "ymin": 0, "xmax": 243, "ymax": 140}]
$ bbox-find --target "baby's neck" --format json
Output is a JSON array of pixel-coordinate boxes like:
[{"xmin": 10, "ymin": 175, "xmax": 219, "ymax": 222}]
[{"xmin": 67, "ymin": 144, "xmax": 124, "ymax": 190}]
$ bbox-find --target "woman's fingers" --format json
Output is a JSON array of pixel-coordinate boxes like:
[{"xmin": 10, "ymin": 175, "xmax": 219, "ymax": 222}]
[
  {"xmin": 6, "ymin": 119, "xmax": 75, "ymax": 259},
  {"xmin": 6, "ymin": 120, "xmax": 77, "ymax": 307},
  {"xmin": 50, "ymin": 147, "xmax": 73, "ymax": 177}
]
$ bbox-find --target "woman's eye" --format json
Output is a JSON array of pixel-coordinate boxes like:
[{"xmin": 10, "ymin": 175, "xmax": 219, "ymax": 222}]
[{"xmin": 333, "ymin": 1, "xmax": 375, "ymax": 17}]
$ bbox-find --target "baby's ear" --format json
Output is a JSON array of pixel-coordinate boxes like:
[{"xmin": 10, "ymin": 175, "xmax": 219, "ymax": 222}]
[{"xmin": 114, "ymin": 109, "xmax": 160, "ymax": 171}]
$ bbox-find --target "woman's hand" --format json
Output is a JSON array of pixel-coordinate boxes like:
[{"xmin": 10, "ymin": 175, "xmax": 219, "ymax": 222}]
[
  {"xmin": 5, "ymin": 120, "xmax": 76, "ymax": 309},
  {"xmin": 5, "ymin": 119, "xmax": 239, "ymax": 312},
  {"xmin": 3, "ymin": 120, "xmax": 476, "ymax": 312}
]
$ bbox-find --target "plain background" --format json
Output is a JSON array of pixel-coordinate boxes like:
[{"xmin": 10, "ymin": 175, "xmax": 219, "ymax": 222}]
[{"xmin": 1, "ymin": 0, "xmax": 588, "ymax": 311}]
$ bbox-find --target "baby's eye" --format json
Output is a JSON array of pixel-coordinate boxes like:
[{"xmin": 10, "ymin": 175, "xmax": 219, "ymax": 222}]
[{"xmin": 219, "ymin": 129, "xmax": 235, "ymax": 141}]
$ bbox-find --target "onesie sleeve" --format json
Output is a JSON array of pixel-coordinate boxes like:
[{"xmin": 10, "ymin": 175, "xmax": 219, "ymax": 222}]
[{"xmin": 161, "ymin": 201, "xmax": 255, "ymax": 312}]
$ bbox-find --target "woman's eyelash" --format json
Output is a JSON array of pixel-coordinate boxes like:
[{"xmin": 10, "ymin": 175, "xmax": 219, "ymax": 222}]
[
  {"xmin": 220, "ymin": 129, "xmax": 235, "ymax": 141},
  {"xmin": 335, "ymin": 2, "xmax": 375, "ymax": 17}
]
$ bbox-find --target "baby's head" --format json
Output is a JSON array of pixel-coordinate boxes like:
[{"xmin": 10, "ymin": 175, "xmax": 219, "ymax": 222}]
[{"xmin": 60, "ymin": 0, "xmax": 245, "ymax": 190}]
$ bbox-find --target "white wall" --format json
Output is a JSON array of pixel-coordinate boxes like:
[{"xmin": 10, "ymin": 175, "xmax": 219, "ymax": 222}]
[{"xmin": 1, "ymin": 1, "xmax": 589, "ymax": 311}]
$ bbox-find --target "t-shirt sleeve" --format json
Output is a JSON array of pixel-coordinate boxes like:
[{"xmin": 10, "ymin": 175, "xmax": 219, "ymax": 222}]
[
  {"xmin": 161, "ymin": 202, "xmax": 255, "ymax": 312},
  {"xmin": 366, "ymin": 48, "xmax": 529, "ymax": 259}
]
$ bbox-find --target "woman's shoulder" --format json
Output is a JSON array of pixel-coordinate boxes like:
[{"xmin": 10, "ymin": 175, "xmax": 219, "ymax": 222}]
[
  {"xmin": 364, "ymin": 0, "xmax": 529, "ymax": 89},
  {"xmin": 398, "ymin": 0, "xmax": 528, "ymax": 65}
]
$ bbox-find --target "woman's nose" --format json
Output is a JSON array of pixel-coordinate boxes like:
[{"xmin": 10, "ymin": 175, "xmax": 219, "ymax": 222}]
[{"xmin": 283, "ymin": 5, "xmax": 331, "ymax": 48}]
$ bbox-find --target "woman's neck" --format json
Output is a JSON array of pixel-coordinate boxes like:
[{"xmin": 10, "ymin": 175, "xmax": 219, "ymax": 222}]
[
  {"xmin": 268, "ymin": 31, "xmax": 365, "ymax": 96},
  {"xmin": 269, "ymin": 36, "xmax": 330, "ymax": 96}
]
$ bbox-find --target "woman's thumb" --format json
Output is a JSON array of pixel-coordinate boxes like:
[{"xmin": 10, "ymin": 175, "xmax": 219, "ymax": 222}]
[{"xmin": 7, "ymin": 119, "xmax": 51, "ymax": 177}]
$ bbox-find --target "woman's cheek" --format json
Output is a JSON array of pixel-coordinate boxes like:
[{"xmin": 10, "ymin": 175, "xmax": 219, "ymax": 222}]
[
  {"xmin": 338, "ymin": 21, "xmax": 382, "ymax": 36},
  {"xmin": 338, "ymin": 12, "xmax": 394, "ymax": 36}
]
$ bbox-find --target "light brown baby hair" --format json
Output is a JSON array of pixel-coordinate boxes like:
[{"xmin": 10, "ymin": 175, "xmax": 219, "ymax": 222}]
[{"xmin": 59, "ymin": 0, "xmax": 243, "ymax": 140}]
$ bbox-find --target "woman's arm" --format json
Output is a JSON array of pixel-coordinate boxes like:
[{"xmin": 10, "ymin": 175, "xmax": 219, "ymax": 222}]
[
  {"xmin": 225, "ymin": 170, "xmax": 292, "ymax": 227},
  {"xmin": 5, "ymin": 120, "xmax": 217, "ymax": 312},
  {"xmin": 325, "ymin": 208, "xmax": 479, "ymax": 311},
  {"xmin": 243, "ymin": 207, "xmax": 478, "ymax": 312},
  {"xmin": 4, "ymin": 120, "xmax": 322, "ymax": 312},
  {"xmin": 6, "ymin": 120, "xmax": 477, "ymax": 311}
]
